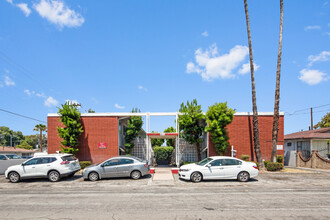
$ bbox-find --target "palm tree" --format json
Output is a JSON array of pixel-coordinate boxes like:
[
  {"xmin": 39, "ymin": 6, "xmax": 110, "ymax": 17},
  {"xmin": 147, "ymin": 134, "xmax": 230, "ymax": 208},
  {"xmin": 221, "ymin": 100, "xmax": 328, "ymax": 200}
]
[
  {"xmin": 34, "ymin": 124, "xmax": 47, "ymax": 152},
  {"xmin": 271, "ymin": 0, "xmax": 284, "ymax": 162},
  {"xmin": 244, "ymin": 0, "xmax": 264, "ymax": 168}
]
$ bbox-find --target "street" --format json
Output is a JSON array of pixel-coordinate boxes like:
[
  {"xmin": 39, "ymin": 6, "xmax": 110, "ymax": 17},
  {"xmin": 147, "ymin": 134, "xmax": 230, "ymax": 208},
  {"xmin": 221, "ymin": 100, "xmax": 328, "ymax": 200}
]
[{"xmin": 0, "ymin": 170, "xmax": 330, "ymax": 219}]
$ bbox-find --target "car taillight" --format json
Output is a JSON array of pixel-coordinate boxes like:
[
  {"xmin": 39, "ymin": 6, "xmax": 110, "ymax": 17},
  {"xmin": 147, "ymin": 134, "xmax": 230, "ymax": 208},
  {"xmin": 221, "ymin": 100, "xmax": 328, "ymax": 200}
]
[
  {"xmin": 144, "ymin": 163, "xmax": 148, "ymax": 168},
  {"xmin": 60, "ymin": 161, "xmax": 70, "ymax": 165},
  {"xmin": 253, "ymin": 165, "xmax": 258, "ymax": 169}
]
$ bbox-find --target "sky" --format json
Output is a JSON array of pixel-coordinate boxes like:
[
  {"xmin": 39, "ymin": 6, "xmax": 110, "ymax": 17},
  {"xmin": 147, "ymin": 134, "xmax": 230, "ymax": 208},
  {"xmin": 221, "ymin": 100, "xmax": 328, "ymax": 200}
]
[{"xmin": 0, "ymin": 0, "xmax": 329, "ymax": 135}]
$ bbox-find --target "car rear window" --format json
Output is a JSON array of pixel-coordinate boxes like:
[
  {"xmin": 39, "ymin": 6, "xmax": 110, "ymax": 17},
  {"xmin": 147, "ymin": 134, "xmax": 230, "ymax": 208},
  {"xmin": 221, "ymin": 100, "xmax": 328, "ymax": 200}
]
[
  {"xmin": 6, "ymin": 155, "xmax": 22, "ymax": 159},
  {"xmin": 37, "ymin": 157, "xmax": 57, "ymax": 164},
  {"xmin": 120, "ymin": 158, "xmax": 134, "ymax": 165},
  {"xmin": 61, "ymin": 156, "xmax": 75, "ymax": 161}
]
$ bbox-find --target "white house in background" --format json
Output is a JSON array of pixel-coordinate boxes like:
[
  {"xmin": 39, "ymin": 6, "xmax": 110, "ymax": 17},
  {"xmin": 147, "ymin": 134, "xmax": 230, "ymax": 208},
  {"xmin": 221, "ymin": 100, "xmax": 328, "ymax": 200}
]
[
  {"xmin": 284, "ymin": 127, "xmax": 330, "ymax": 166},
  {"xmin": 0, "ymin": 146, "xmax": 36, "ymax": 158}
]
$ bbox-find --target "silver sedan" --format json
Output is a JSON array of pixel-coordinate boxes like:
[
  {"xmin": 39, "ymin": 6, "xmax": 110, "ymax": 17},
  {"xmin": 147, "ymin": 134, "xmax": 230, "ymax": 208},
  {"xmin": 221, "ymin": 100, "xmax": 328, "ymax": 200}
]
[{"xmin": 82, "ymin": 156, "xmax": 150, "ymax": 181}]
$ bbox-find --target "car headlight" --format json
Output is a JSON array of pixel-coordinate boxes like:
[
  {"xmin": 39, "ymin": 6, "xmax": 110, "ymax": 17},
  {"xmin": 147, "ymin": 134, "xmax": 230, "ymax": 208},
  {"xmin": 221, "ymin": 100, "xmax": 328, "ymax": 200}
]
[{"xmin": 179, "ymin": 169, "xmax": 190, "ymax": 172}]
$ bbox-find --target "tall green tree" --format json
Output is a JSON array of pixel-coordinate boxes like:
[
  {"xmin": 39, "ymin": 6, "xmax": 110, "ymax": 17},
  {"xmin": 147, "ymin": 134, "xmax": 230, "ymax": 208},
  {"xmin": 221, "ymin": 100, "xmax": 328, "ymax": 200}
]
[
  {"xmin": 205, "ymin": 102, "xmax": 235, "ymax": 155},
  {"xmin": 244, "ymin": 0, "xmax": 264, "ymax": 167},
  {"xmin": 314, "ymin": 112, "xmax": 330, "ymax": 129},
  {"xmin": 179, "ymin": 99, "xmax": 205, "ymax": 161},
  {"xmin": 124, "ymin": 108, "xmax": 143, "ymax": 154},
  {"xmin": 164, "ymin": 126, "xmax": 176, "ymax": 147},
  {"xmin": 271, "ymin": 0, "xmax": 284, "ymax": 162},
  {"xmin": 57, "ymin": 102, "xmax": 84, "ymax": 155},
  {"xmin": 34, "ymin": 124, "xmax": 47, "ymax": 152}
]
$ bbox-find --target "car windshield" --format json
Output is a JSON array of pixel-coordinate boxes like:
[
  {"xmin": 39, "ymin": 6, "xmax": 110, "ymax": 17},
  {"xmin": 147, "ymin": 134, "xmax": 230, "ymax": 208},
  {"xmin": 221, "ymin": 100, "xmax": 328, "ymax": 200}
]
[
  {"xmin": 196, "ymin": 158, "xmax": 213, "ymax": 166},
  {"xmin": 6, "ymin": 155, "xmax": 22, "ymax": 159}
]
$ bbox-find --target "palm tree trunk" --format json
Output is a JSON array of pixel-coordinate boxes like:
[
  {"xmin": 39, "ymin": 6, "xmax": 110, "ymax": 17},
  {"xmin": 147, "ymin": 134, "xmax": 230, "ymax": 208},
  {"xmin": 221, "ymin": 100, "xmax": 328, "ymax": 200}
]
[
  {"xmin": 244, "ymin": 0, "xmax": 264, "ymax": 168},
  {"xmin": 40, "ymin": 130, "xmax": 43, "ymax": 152},
  {"xmin": 271, "ymin": 0, "xmax": 284, "ymax": 162}
]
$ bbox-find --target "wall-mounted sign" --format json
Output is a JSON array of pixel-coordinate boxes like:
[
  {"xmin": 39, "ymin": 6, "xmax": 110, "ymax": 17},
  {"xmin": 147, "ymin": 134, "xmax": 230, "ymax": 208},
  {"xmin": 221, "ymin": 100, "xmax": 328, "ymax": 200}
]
[
  {"xmin": 98, "ymin": 142, "xmax": 107, "ymax": 149},
  {"xmin": 276, "ymin": 145, "xmax": 283, "ymax": 150}
]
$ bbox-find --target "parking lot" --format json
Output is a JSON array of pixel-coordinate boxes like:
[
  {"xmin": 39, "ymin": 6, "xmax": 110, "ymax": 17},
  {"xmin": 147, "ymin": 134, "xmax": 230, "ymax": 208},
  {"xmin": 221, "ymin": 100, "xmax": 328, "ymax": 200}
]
[{"xmin": 0, "ymin": 168, "xmax": 330, "ymax": 219}]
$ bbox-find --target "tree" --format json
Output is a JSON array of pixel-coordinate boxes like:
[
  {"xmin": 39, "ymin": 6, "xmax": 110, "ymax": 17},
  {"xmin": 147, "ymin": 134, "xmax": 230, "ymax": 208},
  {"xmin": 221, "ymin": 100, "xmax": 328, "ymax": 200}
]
[
  {"xmin": 34, "ymin": 124, "xmax": 47, "ymax": 152},
  {"xmin": 179, "ymin": 99, "xmax": 205, "ymax": 161},
  {"xmin": 205, "ymin": 102, "xmax": 235, "ymax": 155},
  {"xmin": 57, "ymin": 102, "xmax": 84, "ymax": 155},
  {"xmin": 88, "ymin": 109, "xmax": 95, "ymax": 113},
  {"xmin": 271, "ymin": 0, "xmax": 284, "ymax": 162},
  {"xmin": 151, "ymin": 131, "xmax": 165, "ymax": 147},
  {"xmin": 164, "ymin": 126, "xmax": 176, "ymax": 147},
  {"xmin": 314, "ymin": 112, "xmax": 330, "ymax": 129},
  {"xmin": 244, "ymin": 0, "xmax": 264, "ymax": 167},
  {"xmin": 124, "ymin": 108, "xmax": 143, "ymax": 155},
  {"xmin": 24, "ymin": 135, "xmax": 40, "ymax": 148},
  {"xmin": 15, "ymin": 140, "xmax": 33, "ymax": 150}
]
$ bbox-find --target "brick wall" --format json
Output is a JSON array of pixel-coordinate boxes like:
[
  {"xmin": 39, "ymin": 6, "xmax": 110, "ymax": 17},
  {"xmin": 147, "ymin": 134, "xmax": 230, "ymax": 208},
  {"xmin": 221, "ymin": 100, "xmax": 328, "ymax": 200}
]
[
  {"xmin": 297, "ymin": 150, "xmax": 330, "ymax": 169},
  {"xmin": 48, "ymin": 116, "xmax": 119, "ymax": 163},
  {"xmin": 209, "ymin": 115, "xmax": 284, "ymax": 161}
]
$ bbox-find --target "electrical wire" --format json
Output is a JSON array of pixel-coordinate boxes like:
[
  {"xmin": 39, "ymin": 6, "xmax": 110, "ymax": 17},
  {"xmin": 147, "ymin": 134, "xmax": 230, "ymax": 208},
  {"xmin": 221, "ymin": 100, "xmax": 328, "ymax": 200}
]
[{"xmin": 0, "ymin": 108, "xmax": 47, "ymax": 124}]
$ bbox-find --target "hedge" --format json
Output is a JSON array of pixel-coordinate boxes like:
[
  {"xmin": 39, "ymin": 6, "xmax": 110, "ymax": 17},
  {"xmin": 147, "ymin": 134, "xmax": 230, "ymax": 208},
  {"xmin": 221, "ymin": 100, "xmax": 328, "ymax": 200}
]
[
  {"xmin": 241, "ymin": 155, "xmax": 250, "ymax": 161},
  {"xmin": 79, "ymin": 161, "xmax": 92, "ymax": 169},
  {"xmin": 265, "ymin": 162, "xmax": 283, "ymax": 171},
  {"xmin": 153, "ymin": 146, "xmax": 174, "ymax": 161},
  {"xmin": 276, "ymin": 155, "xmax": 283, "ymax": 163}
]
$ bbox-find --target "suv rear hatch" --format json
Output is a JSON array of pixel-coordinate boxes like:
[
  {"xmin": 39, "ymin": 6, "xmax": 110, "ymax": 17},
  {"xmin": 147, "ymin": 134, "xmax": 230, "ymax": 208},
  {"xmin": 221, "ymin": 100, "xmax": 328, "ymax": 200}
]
[{"xmin": 61, "ymin": 156, "xmax": 81, "ymax": 170}]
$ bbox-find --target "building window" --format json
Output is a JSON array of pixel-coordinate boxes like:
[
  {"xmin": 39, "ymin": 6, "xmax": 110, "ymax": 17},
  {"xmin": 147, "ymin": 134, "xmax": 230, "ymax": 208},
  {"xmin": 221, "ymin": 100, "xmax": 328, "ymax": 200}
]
[
  {"xmin": 297, "ymin": 141, "xmax": 302, "ymax": 151},
  {"xmin": 287, "ymin": 142, "xmax": 292, "ymax": 147}
]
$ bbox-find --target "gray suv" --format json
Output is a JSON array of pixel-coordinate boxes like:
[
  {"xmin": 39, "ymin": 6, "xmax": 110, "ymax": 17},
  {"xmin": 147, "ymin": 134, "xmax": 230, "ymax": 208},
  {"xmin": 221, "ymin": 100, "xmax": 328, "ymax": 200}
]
[{"xmin": 82, "ymin": 156, "xmax": 149, "ymax": 181}]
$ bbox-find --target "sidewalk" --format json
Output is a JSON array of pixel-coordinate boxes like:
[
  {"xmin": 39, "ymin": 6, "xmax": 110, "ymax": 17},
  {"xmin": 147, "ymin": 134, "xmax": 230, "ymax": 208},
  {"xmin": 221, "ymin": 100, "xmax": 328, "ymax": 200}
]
[
  {"xmin": 151, "ymin": 167, "xmax": 174, "ymax": 186},
  {"xmin": 285, "ymin": 166, "xmax": 330, "ymax": 173}
]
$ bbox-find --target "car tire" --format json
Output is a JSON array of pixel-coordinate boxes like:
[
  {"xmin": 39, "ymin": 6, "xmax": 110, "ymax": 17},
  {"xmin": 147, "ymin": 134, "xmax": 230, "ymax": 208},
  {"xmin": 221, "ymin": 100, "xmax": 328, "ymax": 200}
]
[
  {"xmin": 237, "ymin": 171, "xmax": 250, "ymax": 182},
  {"xmin": 190, "ymin": 172, "xmax": 203, "ymax": 183},
  {"xmin": 48, "ymin": 171, "xmax": 60, "ymax": 182},
  {"xmin": 131, "ymin": 170, "xmax": 141, "ymax": 180},
  {"xmin": 8, "ymin": 172, "xmax": 20, "ymax": 183},
  {"xmin": 88, "ymin": 172, "xmax": 99, "ymax": 181}
]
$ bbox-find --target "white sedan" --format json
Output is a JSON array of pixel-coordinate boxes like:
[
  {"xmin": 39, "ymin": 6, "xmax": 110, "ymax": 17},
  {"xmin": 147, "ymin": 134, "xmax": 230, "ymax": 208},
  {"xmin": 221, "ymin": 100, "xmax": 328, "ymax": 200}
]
[{"xmin": 179, "ymin": 156, "xmax": 258, "ymax": 183}]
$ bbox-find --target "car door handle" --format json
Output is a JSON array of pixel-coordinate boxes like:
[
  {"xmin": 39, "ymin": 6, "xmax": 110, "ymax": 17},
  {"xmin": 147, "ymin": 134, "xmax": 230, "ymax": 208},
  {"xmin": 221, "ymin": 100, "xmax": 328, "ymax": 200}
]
[
  {"xmin": 219, "ymin": 168, "xmax": 224, "ymax": 169},
  {"xmin": 32, "ymin": 167, "xmax": 36, "ymax": 168},
  {"xmin": 47, "ymin": 165, "xmax": 51, "ymax": 167}
]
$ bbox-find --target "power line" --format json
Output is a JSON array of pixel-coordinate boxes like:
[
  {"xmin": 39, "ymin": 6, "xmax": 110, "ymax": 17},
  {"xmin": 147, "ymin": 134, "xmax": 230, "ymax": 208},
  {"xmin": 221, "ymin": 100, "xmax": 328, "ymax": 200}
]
[
  {"xmin": 0, "ymin": 108, "xmax": 46, "ymax": 124},
  {"xmin": 285, "ymin": 103, "xmax": 330, "ymax": 116}
]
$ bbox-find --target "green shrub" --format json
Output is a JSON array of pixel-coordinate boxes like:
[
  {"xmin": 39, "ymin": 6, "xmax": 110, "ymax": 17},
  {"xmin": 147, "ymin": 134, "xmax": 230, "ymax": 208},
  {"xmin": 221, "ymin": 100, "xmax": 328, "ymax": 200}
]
[
  {"xmin": 264, "ymin": 160, "xmax": 270, "ymax": 168},
  {"xmin": 241, "ymin": 155, "xmax": 250, "ymax": 161},
  {"xmin": 15, "ymin": 140, "xmax": 33, "ymax": 150},
  {"xmin": 153, "ymin": 146, "xmax": 174, "ymax": 161},
  {"xmin": 265, "ymin": 162, "xmax": 283, "ymax": 171},
  {"xmin": 79, "ymin": 161, "xmax": 92, "ymax": 169},
  {"xmin": 276, "ymin": 155, "xmax": 283, "ymax": 163}
]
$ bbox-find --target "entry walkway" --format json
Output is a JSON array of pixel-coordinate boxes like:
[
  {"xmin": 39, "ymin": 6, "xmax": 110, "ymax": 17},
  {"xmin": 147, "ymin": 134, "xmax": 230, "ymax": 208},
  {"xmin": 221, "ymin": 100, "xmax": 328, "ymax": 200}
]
[{"xmin": 150, "ymin": 167, "xmax": 174, "ymax": 186}]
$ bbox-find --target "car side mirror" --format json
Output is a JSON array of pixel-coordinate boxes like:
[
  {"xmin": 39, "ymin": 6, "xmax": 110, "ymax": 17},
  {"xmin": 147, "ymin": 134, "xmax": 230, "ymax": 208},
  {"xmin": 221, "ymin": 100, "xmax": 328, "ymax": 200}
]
[
  {"xmin": 100, "ymin": 164, "xmax": 104, "ymax": 167},
  {"xmin": 206, "ymin": 164, "xmax": 211, "ymax": 168},
  {"xmin": 21, "ymin": 163, "xmax": 25, "ymax": 166}
]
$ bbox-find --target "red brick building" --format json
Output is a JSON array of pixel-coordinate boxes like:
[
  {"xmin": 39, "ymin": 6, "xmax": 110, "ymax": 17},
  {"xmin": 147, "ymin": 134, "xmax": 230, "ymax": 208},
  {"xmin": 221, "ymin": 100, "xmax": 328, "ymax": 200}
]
[{"xmin": 48, "ymin": 112, "xmax": 284, "ymax": 164}]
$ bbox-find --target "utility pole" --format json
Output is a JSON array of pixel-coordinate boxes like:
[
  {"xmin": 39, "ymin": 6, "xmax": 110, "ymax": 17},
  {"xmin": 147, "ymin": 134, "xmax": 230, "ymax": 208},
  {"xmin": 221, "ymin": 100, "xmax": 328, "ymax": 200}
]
[{"xmin": 311, "ymin": 108, "xmax": 313, "ymax": 130}]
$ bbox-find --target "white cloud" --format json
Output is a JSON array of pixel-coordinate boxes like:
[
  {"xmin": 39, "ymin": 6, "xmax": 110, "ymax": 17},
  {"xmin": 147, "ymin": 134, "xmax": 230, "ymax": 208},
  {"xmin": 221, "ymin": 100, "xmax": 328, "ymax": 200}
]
[
  {"xmin": 24, "ymin": 89, "xmax": 34, "ymax": 96},
  {"xmin": 299, "ymin": 69, "xmax": 328, "ymax": 85},
  {"xmin": 238, "ymin": 62, "xmax": 260, "ymax": 75},
  {"xmin": 186, "ymin": 44, "xmax": 249, "ymax": 81},
  {"xmin": 307, "ymin": 51, "xmax": 330, "ymax": 66},
  {"xmin": 138, "ymin": 85, "xmax": 148, "ymax": 91},
  {"xmin": 36, "ymin": 92, "xmax": 46, "ymax": 98},
  {"xmin": 16, "ymin": 3, "xmax": 31, "ymax": 17},
  {"xmin": 304, "ymin": 25, "xmax": 321, "ymax": 31},
  {"xmin": 4, "ymin": 76, "xmax": 15, "ymax": 86},
  {"xmin": 45, "ymin": 96, "xmax": 59, "ymax": 107},
  {"xmin": 33, "ymin": 0, "xmax": 84, "ymax": 29},
  {"xmin": 201, "ymin": 31, "xmax": 208, "ymax": 37},
  {"xmin": 114, "ymin": 104, "xmax": 125, "ymax": 109},
  {"xmin": 6, "ymin": 0, "xmax": 13, "ymax": 5}
]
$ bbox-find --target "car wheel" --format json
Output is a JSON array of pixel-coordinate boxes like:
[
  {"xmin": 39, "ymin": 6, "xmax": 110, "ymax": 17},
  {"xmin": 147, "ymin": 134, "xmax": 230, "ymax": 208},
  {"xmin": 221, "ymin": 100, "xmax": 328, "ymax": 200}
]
[
  {"xmin": 8, "ymin": 172, "xmax": 20, "ymax": 183},
  {"xmin": 131, "ymin": 170, "xmax": 141, "ymax": 180},
  {"xmin": 237, "ymin": 171, "xmax": 250, "ymax": 182},
  {"xmin": 48, "ymin": 171, "xmax": 60, "ymax": 182},
  {"xmin": 88, "ymin": 172, "xmax": 99, "ymax": 181},
  {"xmin": 191, "ymin": 172, "xmax": 202, "ymax": 183}
]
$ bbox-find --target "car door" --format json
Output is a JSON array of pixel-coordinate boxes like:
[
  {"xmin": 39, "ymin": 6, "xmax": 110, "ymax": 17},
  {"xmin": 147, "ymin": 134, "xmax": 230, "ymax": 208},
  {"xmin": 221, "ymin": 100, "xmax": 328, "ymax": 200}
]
[
  {"xmin": 36, "ymin": 157, "xmax": 54, "ymax": 177},
  {"xmin": 117, "ymin": 158, "xmax": 134, "ymax": 177},
  {"xmin": 100, "ymin": 159, "xmax": 120, "ymax": 178},
  {"xmin": 21, "ymin": 158, "xmax": 40, "ymax": 177},
  {"xmin": 221, "ymin": 159, "xmax": 242, "ymax": 179},
  {"xmin": 203, "ymin": 159, "xmax": 227, "ymax": 179}
]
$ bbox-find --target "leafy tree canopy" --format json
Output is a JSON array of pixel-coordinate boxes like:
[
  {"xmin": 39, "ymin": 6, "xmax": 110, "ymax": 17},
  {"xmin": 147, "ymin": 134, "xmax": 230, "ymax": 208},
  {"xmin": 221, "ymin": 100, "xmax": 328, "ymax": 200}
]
[
  {"xmin": 16, "ymin": 140, "xmax": 33, "ymax": 150},
  {"xmin": 205, "ymin": 102, "xmax": 235, "ymax": 155},
  {"xmin": 314, "ymin": 112, "xmax": 330, "ymax": 129},
  {"xmin": 151, "ymin": 131, "xmax": 165, "ymax": 147},
  {"xmin": 164, "ymin": 126, "xmax": 176, "ymax": 147},
  {"xmin": 179, "ymin": 99, "xmax": 205, "ymax": 161},
  {"xmin": 57, "ymin": 102, "xmax": 84, "ymax": 155},
  {"xmin": 124, "ymin": 108, "xmax": 143, "ymax": 154}
]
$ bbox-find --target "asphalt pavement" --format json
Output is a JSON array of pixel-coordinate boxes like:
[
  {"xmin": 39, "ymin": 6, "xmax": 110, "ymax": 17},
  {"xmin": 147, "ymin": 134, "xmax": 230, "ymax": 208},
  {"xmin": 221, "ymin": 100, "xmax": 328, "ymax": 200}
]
[{"xmin": 0, "ymin": 170, "xmax": 330, "ymax": 219}]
